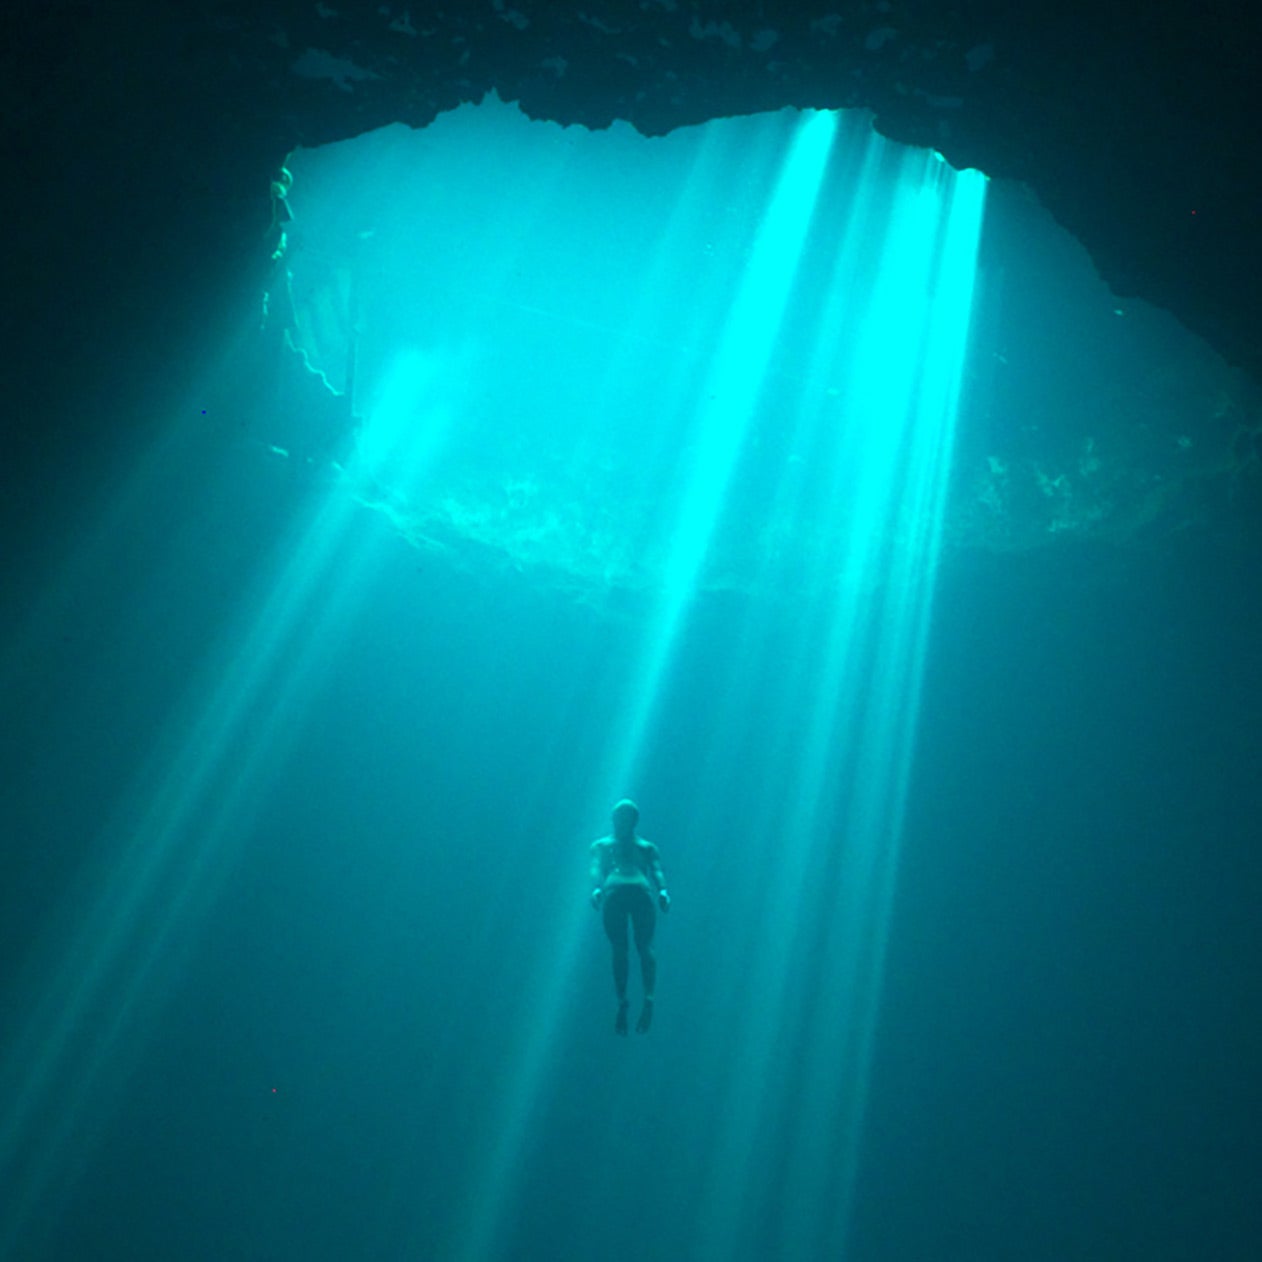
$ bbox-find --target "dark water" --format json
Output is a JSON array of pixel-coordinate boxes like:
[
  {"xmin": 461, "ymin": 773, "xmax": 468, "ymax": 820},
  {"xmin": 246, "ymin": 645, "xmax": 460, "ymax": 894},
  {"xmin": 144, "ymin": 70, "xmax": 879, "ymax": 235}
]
[{"xmin": 3, "ymin": 107, "xmax": 1261, "ymax": 1262}]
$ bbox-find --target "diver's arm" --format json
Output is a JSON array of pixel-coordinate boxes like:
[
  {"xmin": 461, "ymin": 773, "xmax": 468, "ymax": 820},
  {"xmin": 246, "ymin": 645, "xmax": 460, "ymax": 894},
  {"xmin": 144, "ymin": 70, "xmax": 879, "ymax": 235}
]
[
  {"xmin": 648, "ymin": 844, "xmax": 670, "ymax": 911},
  {"xmin": 589, "ymin": 841, "xmax": 607, "ymax": 907}
]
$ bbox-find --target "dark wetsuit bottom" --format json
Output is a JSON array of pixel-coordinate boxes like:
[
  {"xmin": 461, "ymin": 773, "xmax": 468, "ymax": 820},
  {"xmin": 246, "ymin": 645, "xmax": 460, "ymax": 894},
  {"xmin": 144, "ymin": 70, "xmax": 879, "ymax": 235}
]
[{"xmin": 602, "ymin": 883, "xmax": 656, "ymax": 952}]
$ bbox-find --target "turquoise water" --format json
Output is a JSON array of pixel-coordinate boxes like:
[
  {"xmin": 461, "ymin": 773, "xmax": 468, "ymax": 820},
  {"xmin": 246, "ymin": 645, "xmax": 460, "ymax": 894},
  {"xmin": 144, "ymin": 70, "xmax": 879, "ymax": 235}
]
[{"xmin": 1, "ymin": 101, "xmax": 1260, "ymax": 1262}]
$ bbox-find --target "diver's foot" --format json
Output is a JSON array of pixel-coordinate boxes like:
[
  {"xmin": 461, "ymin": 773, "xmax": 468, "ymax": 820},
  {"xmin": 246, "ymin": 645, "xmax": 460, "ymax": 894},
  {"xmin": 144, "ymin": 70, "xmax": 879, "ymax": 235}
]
[
  {"xmin": 615, "ymin": 999, "xmax": 629, "ymax": 1036},
  {"xmin": 636, "ymin": 998, "xmax": 654, "ymax": 1034}
]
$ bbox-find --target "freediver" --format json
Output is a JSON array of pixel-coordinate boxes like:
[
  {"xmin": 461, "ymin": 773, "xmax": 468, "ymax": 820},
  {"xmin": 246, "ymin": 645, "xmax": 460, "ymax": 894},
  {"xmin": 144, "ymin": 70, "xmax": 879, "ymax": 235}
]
[{"xmin": 590, "ymin": 799, "xmax": 670, "ymax": 1035}]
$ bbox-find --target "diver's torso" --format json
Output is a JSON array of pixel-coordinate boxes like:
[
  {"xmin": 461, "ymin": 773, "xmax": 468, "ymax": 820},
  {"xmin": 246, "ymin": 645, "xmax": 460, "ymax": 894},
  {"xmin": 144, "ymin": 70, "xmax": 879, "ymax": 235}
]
[{"xmin": 603, "ymin": 838, "xmax": 652, "ymax": 889}]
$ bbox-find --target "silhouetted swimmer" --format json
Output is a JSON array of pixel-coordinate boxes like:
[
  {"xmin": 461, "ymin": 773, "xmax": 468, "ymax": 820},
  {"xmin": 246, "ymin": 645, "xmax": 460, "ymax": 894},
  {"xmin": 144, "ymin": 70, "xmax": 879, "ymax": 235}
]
[{"xmin": 590, "ymin": 799, "xmax": 670, "ymax": 1035}]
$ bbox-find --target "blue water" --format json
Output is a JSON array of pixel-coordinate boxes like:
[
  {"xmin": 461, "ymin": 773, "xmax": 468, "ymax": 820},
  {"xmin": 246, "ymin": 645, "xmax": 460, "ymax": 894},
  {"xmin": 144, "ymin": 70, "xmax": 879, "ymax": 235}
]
[{"xmin": 2, "ymin": 103, "xmax": 1261, "ymax": 1262}]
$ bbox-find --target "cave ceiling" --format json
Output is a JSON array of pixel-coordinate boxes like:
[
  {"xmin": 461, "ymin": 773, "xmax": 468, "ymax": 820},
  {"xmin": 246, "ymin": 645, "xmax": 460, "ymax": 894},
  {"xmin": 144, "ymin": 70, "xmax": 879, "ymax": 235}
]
[{"xmin": 4, "ymin": 0, "xmax": 1260, "ymax": 555}]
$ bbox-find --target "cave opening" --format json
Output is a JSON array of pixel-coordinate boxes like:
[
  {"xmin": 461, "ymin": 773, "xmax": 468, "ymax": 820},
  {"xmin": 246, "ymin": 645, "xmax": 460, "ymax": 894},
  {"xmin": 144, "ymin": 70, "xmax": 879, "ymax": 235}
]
[
  {"xmin": 274, "ymin": 96, "xmax": 1248, "ymax": 584},
  {"xmin": 277, "ymin": 97, "xmax": 985, "ymax": 603}
]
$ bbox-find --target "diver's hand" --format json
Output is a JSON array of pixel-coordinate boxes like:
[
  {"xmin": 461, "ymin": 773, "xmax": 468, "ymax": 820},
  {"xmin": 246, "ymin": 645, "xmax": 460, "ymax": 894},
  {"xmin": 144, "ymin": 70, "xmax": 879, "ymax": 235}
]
[
  {"xmin": 591, "ymin": 888, "xmax": 603, "ymax": 909},
  {"xmin": 658, "ymin": 890, "xmax": 671, "ymax": 913}
]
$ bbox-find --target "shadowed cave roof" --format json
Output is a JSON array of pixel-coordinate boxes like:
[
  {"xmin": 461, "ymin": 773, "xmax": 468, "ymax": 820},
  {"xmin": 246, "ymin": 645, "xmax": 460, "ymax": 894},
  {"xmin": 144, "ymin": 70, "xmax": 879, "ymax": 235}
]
[{"xmin": 3, "ymin": 0, "xmax": 1261, "ymax": 557}]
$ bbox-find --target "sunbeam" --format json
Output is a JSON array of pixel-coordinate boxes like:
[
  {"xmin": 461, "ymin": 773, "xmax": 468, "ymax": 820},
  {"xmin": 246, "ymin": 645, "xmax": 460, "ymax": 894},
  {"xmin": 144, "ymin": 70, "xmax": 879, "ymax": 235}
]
[
  {"xmin": 1, "ymin": 98, "xmax": 985, "ymax": 1262},
  {"xmin": 0, "ymin": 383, "xmax": 429, "ymax": 1254},
  {"xmin": 603, "ymin": 108, "xmax": 839, "ymax": 794},
  {"xmin": 681, "ymin": 143, "xmax": 986, "ymax": 1262},
  {"xmin": 285, "ymin": 101, "xmax": 985, "ymax": 1262}
]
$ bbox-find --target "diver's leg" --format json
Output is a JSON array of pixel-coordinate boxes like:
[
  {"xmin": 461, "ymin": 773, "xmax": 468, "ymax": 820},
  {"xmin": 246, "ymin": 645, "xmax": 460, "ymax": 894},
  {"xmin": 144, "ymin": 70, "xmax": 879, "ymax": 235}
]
[
  {"xmin": 603, "ymin": 895, "xmax": 631, "ymax": 1034},
  {"xmin": 602, "ymin": 897, "xmax": 630, "ymax": 998},
  {"xmin": 631, "ymin": 893, "xmax": 658, "ymax": 1033}
]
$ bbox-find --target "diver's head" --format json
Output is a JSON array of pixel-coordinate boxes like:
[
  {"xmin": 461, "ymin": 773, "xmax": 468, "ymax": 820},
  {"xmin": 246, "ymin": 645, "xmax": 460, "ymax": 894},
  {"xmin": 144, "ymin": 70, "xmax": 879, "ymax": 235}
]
[{"xmin": 611, "ymin": 798, "xmax": 639, "ymax": 840}]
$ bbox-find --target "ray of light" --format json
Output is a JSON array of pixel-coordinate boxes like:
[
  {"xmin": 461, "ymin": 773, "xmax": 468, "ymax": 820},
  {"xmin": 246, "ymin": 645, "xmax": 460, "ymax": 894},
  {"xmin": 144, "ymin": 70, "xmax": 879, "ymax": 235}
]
[
  {"xmin": 0, "ymin": 360, "xmax": 455, "ymax": 1254},
  {"xmin": 435, "ymin": 109, "xmax": 836, "ymax": 1262},
  {"xmin": 781, "ymin": 160, "xmax": 988, "ymax": 1259},
  {"xmin": 315, "ymin": 108, "xmax": 984, "ymax": 1262},
  {"xmin": 687, "ymin": 149, "xmax": 986, "ymax": 1261},
  {"xmin": 598, "ymin": 108, "xmax": 839, "ymax": 795}
]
